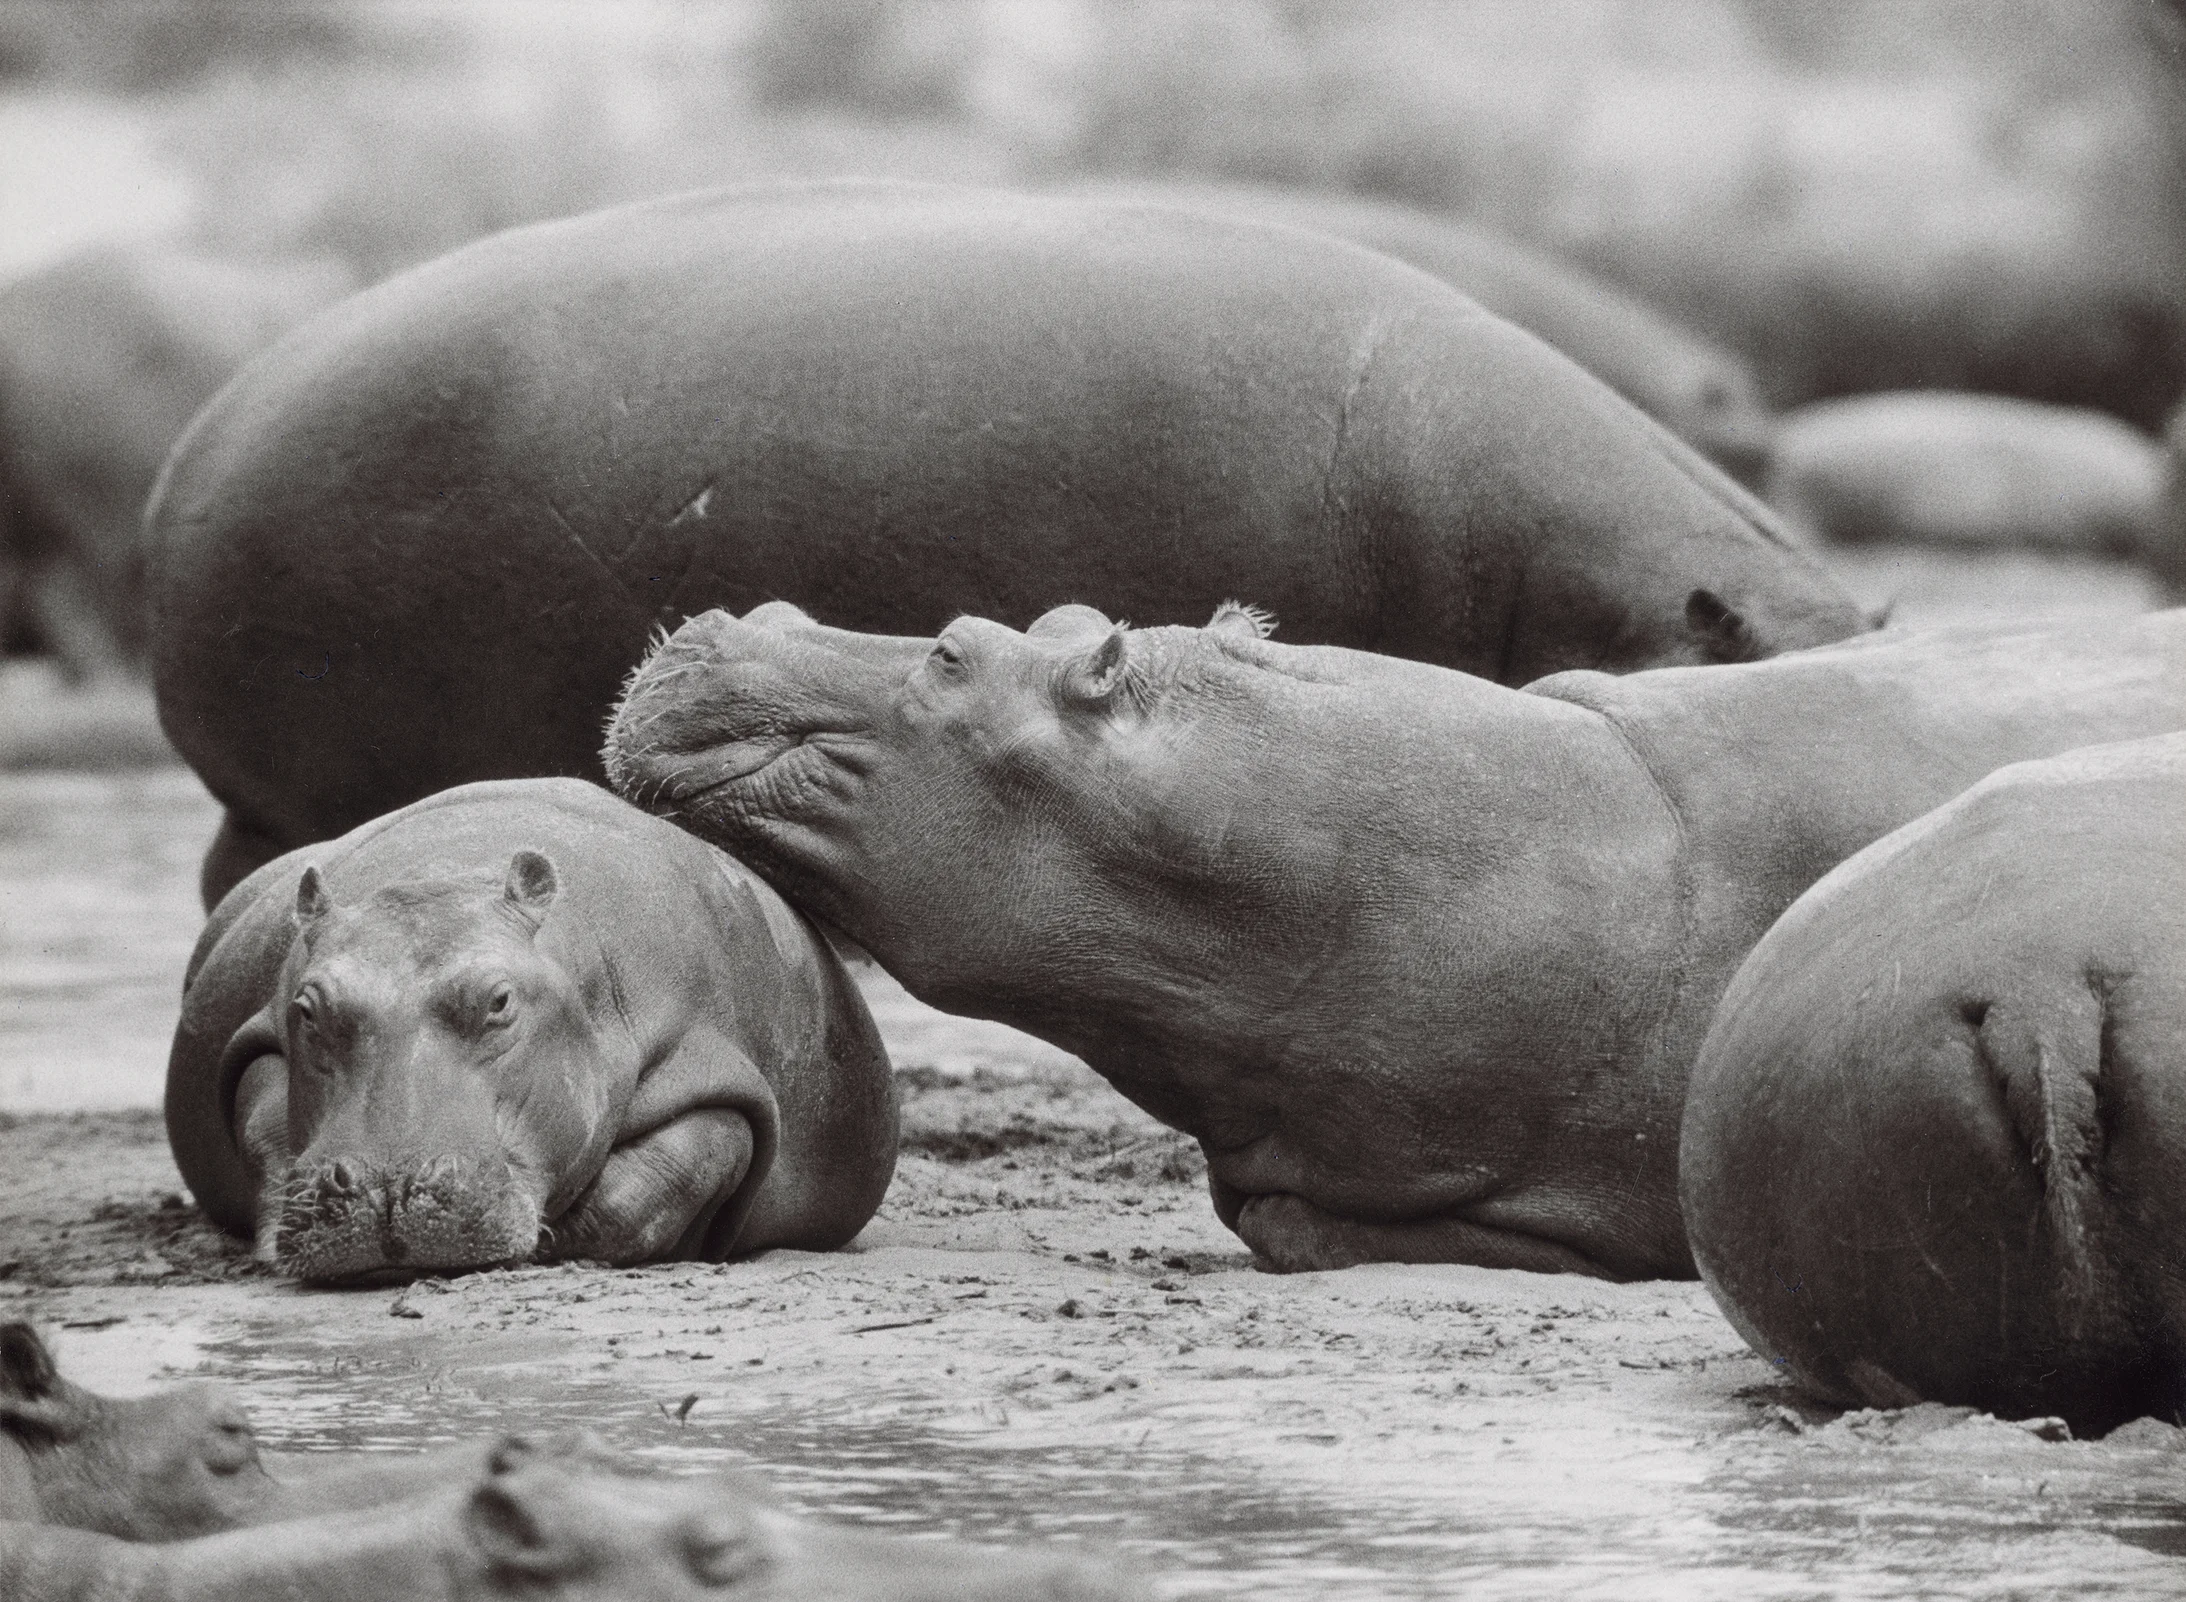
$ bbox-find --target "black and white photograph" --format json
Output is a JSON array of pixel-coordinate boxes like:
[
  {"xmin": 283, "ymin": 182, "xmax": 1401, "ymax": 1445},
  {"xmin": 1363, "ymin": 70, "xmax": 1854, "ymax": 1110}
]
[{"xmin": 3, "ymin": 2, "xmax": 2184, "ymax": 1596}]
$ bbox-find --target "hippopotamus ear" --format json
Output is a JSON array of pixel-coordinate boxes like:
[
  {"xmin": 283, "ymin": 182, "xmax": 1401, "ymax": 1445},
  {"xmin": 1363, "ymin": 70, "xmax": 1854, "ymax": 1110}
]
[
  {"xmin": 503, "ymin": 851, "xmax": 560, "ymax": 930},
  {"xmin": 1060, "ymin": 628, "xmax": 1132, "ymax": 708},
  {"xmin": 1207, "ymin": 600, "xmax": 1276, "ymax": 641},
  {"xmin": 0, "ymin": 1324, "xmax": 59, "ymax": 1402},
  {"xmin": 294, "ymin": 864, "xmax": 334, "ymax": 932},
  {"xmin": 1685, "ymin": 588, "xmax": 1763, "ymax": 665}
]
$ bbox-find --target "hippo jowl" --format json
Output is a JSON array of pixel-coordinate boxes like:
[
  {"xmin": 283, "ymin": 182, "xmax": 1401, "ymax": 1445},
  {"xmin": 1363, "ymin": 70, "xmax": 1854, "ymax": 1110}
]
[{"xmin": 164, "ymin": 779, "xmax": 896, "ymax": 1281}]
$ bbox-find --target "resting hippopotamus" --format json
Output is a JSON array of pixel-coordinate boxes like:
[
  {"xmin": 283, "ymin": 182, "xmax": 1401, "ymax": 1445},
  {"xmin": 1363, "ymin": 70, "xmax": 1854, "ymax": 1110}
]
[
  {"xmin": 0, "ymin": 1435, "xmax": 1144, "ymax": 1601},
  {"xmin": 1767, "ymin": 391, "xmax": 2167, "ymax": 562},
  {"xmin": 1681, "ymin": 734, "xmax": 2186, "ymax": 1434},
  {"xmin": 147, "ymin": 179, "xmax": 1865, "ymax": 910},
  {"xmin": 166, "ymin": 778, "xmax": 895, "ymax": 1281},
  {"xmin": 0, "ymin": 246, "xmax": 356, "ymax": 679},
  {"xmin": 606, "ymin": 601, "xmax": 2186, "ymax": 1280},
  {"xmin": 1065, "ymin": 179, "xmax": 1777, "ymax": 482},
  {"xmin": 0, "ymin": 1323, "xmax": 264, "ymax": 1540}
]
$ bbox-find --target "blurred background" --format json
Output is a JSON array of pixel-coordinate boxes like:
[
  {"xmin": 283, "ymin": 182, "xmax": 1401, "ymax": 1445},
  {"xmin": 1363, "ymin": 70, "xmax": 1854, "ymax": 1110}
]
[{"xmin": 7, "ymin": 0, "xmax": 2186, "ymax": 413}]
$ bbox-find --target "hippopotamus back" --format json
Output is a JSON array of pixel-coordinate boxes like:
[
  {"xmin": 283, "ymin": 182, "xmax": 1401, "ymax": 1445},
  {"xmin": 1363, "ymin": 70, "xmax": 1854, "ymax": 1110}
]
[{"xmin": 147, "ymin": 179, "xmax": 1862, "ymax": 907}]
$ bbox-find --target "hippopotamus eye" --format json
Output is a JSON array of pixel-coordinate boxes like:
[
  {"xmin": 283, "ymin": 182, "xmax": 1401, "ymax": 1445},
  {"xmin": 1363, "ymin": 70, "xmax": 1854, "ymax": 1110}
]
[
  {"xmin": 290, "ymin": 987, "xmax": 321, "ymax": 1028},
  {"xmin": 929, "ymin": 635, "xmax": 967, "ymax": 672},
  {"xmin": 483, "ymin": 985, "xmax": 515, "ymax": 1025}
]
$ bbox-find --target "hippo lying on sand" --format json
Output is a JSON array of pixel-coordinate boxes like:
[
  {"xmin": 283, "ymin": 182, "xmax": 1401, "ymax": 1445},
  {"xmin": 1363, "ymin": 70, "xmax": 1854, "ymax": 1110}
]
[
  {"xmin": 148, "ymin": 179, "xmax": 1864, "ymax": 910},
  {"xmin": 607, "ymin": 602, "xmax": 2186, "ymax": 1280},
  {"xmin": 167, "ymin": 779, "xmax": 894, "ymax": 1281},
  {"xmin": 1768, "ymin": 391, "xmax": 2167, "ymax": 562},
  {"xmin": 1067, "ymin": 179, "xmax": 1777, "ymax": 482},
  {"xmin": 1683, "ymin": 734, "xmax": 2186, "ymax": 1435},
  {"xmin": 0, "ymin": 1324, "xmax": 494, "ymax": 1537},
  {"xmin": 0, "ymin": 1434, "xmax": 1144, "ymax": 1601}
]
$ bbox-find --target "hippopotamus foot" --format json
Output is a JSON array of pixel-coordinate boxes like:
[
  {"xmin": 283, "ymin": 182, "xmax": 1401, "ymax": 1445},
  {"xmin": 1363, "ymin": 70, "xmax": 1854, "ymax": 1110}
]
[
  {"xmin": 1232, "ymin": 1193, "xmax": 1633, "ymax": 1280},
  {"xmin": 547, "ymin": 1106, "xmax": 755, "ymax": 1265}
]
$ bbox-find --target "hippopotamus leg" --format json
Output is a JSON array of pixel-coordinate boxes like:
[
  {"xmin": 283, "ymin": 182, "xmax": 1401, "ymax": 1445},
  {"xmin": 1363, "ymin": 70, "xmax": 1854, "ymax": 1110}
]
[
  {"xmin": 546, "ymin": 1032, "xmax": 763, "ymax": 1264},
  {"xmin": 1222, "ymin": 1187, "xmax": 1622, "ymax": 1280}
]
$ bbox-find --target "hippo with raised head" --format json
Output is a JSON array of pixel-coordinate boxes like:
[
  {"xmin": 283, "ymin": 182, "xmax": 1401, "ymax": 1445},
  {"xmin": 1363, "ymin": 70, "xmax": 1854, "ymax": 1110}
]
[
  {"xmin": 147, "ymin": 179, "xmax": 1866, "ymax": 910},
  {"xmin": 1682, "ymin": 733, "xmax": 2186, "ymax": 1435},
  {"xmin": 1768, "ymin": 391, "xmax": 2168, "ymax": 561},
  {"xmin": 0, "ymin": 1435, "xmax": 1145, "ymax": 1601},
  {"xmin": 1066, "ymin": 179, "xmax": 1778, "ymax": 482},
  {"xmin": 166, "ymin": 778, "xmax": 895, "ymax": 1281},
  {"xmin": 606, "ymin": 601, "xmax": 2186, "ymax": 1280}
]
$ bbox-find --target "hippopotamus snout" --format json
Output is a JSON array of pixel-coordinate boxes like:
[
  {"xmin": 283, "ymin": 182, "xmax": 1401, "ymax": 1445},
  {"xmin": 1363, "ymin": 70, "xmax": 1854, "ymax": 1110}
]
[{"xmin": 273, "ymin": 1148, "xmax": 541, "ymax": 1283}]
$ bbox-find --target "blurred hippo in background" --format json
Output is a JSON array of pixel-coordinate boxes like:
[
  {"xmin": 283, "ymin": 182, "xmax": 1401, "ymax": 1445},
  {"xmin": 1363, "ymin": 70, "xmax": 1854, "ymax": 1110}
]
[
  {"xmin": 166, "ymin": 779, "xmax": 895, "ymax": 1282},
  {"xmin": 0, "ymin": 1433, "xmax": 1148, "ymax": 1601},
  {"xmin": 606, "ymin": 602, "xmax": 2186, "ymax": 1282},
  {"xmin": 0, "ymin": 246, "xmax": 357, "ymax": 679},
  {"xmin": 1684, "ymin": 734, "xmax": 2186, "ymax": 1437},
  {"xmin": 1768, "ymin": 391, "xmax": 2171, "ymax": 571},
  {"xmin": 148, "ymin": 179, "xmax": 1866, "ymax": 909},
  {"xmin": 0, "ymin": 1323, "xmax": 501, "ymax": 1538},
  {"xmin": 1067, "ymin": 179, "xmax": 1777, "ymax": 483}
]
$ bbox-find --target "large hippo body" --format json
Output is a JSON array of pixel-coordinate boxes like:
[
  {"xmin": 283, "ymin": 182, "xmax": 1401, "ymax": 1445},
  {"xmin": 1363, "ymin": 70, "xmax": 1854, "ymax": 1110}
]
[
  {"xmin": 1682, "ymin": 734, "xmax": 2186, "ymax": 1434},
  {"xmin": 1065, "ymin": 179, "xmax": 1776, "ymax": 481},
  {"xmin": 167, "ymin": 778, "xmax": 895, "ymax": 1282},
  {"xmin": 148, "ymin": 180, "xmax": 1863, "ymax": 909},
  {"xmin": 0, "ymin": 1436, "xmax": 1142, "ymax": 1602},
  {"xmin": 607, "ymin": 602, "xmax": 2186, "ymax": 1281},
  {"xmin": 0, "ymin": 247, "xmax": 355, "ymax": 678},
  {"xmin": 1768, "ymin": 391, "xmax": 2168, "ymax": 561}
]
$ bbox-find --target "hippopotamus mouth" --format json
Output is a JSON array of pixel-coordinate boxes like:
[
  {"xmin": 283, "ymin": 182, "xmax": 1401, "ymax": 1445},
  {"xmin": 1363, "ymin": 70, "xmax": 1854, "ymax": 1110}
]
[{"xmin": 269, "ymin": 1153, "xmax": 543, "ymax": 1284}]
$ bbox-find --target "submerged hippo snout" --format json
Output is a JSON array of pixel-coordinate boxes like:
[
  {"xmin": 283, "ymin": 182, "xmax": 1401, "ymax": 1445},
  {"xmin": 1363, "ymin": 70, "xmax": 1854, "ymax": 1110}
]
[{"xmin": 273, "ymin": 1151, "xmax": 541, "ymax": 1282}]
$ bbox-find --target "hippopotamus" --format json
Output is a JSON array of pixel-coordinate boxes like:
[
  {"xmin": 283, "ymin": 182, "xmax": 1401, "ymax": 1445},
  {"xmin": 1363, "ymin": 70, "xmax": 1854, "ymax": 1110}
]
[
  {"xmin": 1681, "ymin": 733, "xmax": 2186, "ymax": 1435},
  {"xmin": 165, "ymin": 778, "xmax": 895, "ymax": 1281},
  {"xmin": 0, "ymin": 246, "xmax": 356, "ymax": 679},
  {"xmin": 0, "ymin": 1323, "xmax": 263, "ymax": 1540},
  {"xmin": 605, "ymin": 601, "xmax": 2186, "ymax": 1280},
  {"xmin": 1064, "ymin": 179, "xmax": 1777, "ymax": 482},
  {"xmin": 0, "ymin": 1434, "xmax": 1145, "ymax": 1601},
  {"xmin": 0, "ymin": 1323, "xmax": 503, "ymax": 1538},
  {"xmin": 1767, "ymin": 391, "xmax": 2168, "ymax": 563},
  {"xmin": 147, "ymin": 179, "xmax": 1866, "ymax": 911}
]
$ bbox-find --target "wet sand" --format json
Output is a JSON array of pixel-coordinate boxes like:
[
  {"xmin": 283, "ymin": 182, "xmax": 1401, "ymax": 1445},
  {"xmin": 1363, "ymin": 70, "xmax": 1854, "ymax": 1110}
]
[{"xmin": 2, "ymin": 546, "xmax": 2180, "ymax": 1597}]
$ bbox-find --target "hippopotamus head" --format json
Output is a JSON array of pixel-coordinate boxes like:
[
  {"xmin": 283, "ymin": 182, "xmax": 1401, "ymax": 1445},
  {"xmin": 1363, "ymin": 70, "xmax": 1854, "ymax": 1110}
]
[
  {"xmin": 606, "ymin": 599, "xmax": 1312, "ymax": 1014},
  {"xmin": 0, "ymin": 1323, "xmax": 269, "ymax": 1539},
  {"xmin": 265, "ymin": 852, "xmax": 615, "ymax": 1281},
  {"xmin": 459, "ymin": 1437, "xmax": 1145, "ymax": 1600}
]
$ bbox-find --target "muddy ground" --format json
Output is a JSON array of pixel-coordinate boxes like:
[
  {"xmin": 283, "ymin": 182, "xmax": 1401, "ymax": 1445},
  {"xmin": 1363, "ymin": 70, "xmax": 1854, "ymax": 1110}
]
[{"xmin": 3, "ymin": 547, "xmax": 2182, "ymax": 1598}]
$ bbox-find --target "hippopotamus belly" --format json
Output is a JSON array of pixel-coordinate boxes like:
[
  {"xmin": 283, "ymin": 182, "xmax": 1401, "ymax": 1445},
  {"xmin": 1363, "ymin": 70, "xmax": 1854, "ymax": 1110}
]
[
  {"xmin": 1682, "ymin": 733, "xmax": 2186, "ymax": 1435},
  {"xmin": 148, "ymin": 179, "xmax": 1862, "ymax": 908},
  {"xmin": 163, "ymin": 778, "xmax": 895, "ymax": 1282}
]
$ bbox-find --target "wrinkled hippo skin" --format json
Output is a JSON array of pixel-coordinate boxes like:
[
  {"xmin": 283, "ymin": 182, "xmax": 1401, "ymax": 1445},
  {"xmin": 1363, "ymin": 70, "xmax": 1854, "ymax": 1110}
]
[
  {"xmin": 1769, "ymin": 391, "xmax": 2167, "ymax": 560},
  {"xmin": 0, "ymin": 1434, "xmax": 1145, "ymax": 1602},
  {"xmin": 1067, "ymin": 179, "xmax": 1776, "ymax": 482},
  {"xmin": 148, "ymin": 179, "xmax": 1864, "ymax": 909},
  {"xmin": 1682, "ymin": 734, "xmax": 2186, "ymax": 1436},
  {"xmin": 166, "ymin": 778, "xmax": 894, "ymax": 1281},
  {"xmin": 607, "ymin": 601, "xmax": 2186, "ymax": 1281},
  {"xmin": 0, "ymin": 246, "xmax": 355, "ymax": 679}
]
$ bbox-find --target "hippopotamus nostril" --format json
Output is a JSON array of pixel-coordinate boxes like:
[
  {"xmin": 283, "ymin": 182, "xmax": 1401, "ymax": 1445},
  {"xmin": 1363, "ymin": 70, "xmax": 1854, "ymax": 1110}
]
[{"xmin": 327, "ymin": 1158, "xmax": 367, "ymax": 1195}]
